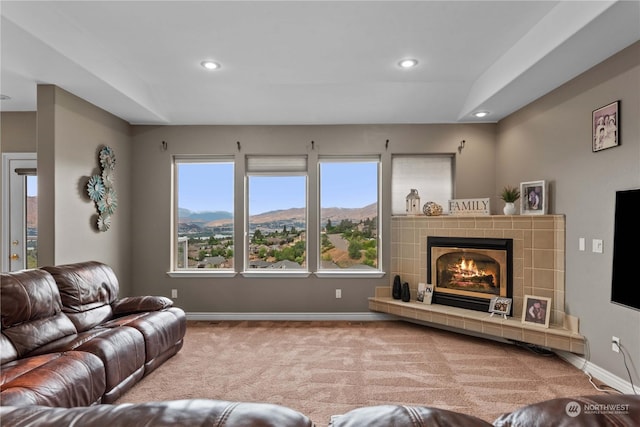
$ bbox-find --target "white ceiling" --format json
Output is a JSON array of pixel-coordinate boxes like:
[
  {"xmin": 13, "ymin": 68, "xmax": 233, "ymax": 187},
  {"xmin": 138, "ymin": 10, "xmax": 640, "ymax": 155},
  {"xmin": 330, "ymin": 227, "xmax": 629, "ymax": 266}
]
[{"xmin": 1, "ymin": 1, "xmax": 639, "ymax": 125}]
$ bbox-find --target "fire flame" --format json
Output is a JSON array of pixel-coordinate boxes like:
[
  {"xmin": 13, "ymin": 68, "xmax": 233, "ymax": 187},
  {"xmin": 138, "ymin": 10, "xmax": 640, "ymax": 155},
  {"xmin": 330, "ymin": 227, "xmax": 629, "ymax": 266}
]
[{"xmin": 457, "ymin": 258, "xmax": 484, "ymax": 277}]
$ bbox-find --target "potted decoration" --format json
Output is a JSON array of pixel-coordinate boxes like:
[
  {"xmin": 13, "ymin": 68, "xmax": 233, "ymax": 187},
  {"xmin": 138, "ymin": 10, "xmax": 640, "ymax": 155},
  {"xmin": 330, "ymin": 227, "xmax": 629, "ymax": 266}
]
[{"xmin": 500, "ymin": 185, "xmax": 520, "ymax": 215}]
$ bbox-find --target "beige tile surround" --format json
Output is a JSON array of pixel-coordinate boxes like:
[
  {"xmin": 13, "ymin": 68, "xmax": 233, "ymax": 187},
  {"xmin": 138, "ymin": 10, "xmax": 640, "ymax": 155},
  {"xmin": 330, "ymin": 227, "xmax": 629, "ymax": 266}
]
[{"xmin": 368, "ymin": 215, "xmax": 585, "ymax": 354}]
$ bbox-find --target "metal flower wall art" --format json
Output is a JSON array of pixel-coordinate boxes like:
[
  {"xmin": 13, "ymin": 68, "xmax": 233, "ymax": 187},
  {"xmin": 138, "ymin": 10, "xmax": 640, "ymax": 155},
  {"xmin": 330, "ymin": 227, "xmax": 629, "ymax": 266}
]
[{"xmin": 87, "ymin": 146, "xmax": 118, "ymax": 231}]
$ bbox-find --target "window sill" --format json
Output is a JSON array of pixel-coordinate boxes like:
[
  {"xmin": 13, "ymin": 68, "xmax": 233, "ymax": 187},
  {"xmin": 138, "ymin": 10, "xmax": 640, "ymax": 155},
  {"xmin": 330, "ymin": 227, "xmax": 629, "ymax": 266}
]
[
  {"xmin": 241, "ymin": 270, "xmax": 312, "ymax": 278},
  {"xmin": 167, "ymin": 270, "xmax": 237, "ymax": 278},
  {"xmin": 314, "ymin": 271, "xmax": 386, "ymax": 279}
]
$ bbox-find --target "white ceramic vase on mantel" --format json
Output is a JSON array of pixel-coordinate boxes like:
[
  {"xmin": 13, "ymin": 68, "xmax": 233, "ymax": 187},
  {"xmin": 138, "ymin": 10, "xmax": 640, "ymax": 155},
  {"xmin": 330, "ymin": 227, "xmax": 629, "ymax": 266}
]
[{"xmin": 503, "ymin": 202, "xmax": 516, "ymax": 215}]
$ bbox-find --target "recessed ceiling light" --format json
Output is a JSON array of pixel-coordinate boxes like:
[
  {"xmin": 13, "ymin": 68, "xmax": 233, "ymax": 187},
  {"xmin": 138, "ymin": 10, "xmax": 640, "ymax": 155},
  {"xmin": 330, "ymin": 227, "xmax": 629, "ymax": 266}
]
[
  {"xmin": 473, "ymin": 111, "xmax": 489, "ymax": 118},
  {"xmin": 201, "ymin": 61, "xmax": 220, "ymax": 70},
  {"xmin": 398, "ymin": 58, "xmax": 418, "ymax": 69}
]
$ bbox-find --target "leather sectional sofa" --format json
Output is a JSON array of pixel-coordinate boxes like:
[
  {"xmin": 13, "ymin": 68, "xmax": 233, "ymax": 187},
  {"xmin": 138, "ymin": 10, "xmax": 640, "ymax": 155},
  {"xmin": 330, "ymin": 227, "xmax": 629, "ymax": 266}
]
[
  {"xmin": 1, "ymin": 261, "xmax": 186, "ymax": 407},
  {"xmin": 1, "ymin": 394, "xmax": 638, "ymax": 426}
]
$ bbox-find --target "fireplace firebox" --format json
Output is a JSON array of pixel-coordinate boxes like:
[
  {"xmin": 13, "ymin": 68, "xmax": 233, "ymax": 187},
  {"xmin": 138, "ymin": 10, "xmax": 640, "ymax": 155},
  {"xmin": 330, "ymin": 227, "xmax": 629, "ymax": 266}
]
[{"xmin": 427, "ymin": 236, "xmax": 513, "ymax": 313}]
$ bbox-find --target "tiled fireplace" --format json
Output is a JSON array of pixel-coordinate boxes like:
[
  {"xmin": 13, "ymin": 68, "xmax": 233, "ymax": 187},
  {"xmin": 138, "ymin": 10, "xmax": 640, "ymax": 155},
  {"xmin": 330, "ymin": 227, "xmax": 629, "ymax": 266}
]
[
  {"xmin": 369, "ymin": 215, "xmax": 585, "ymax": 354},
  {"xmin": 391, "ymin": 215, "xmax": 566, "ymax": 324}
]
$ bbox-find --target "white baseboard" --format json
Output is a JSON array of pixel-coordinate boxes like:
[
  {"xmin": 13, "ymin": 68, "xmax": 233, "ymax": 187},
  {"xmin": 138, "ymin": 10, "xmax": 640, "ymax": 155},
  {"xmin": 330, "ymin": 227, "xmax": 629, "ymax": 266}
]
[
  {"xmin": 186, "ymin": 312, "xmax": 395, "ymax": 322},
  {"xmin": 557, "ymin": 350, "xmax": 640, "ymax": 395}
]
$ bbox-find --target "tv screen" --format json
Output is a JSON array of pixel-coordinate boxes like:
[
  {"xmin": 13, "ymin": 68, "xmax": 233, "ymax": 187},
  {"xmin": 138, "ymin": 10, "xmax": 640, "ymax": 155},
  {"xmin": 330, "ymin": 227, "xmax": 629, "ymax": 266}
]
[{"xmin": 611, "ymin": 188, "xmax": 640, "ymax": 311}]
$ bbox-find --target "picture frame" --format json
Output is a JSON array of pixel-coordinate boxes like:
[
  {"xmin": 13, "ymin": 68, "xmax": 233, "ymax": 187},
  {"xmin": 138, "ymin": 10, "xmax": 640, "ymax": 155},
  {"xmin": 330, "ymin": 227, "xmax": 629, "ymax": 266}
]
[
  {"xmin": 592, "ymin": 100, "xmax": 619, "ymax": 152},
  {"xmin": 417, "ymin": 282, "xmax": 434, "ymax": 304},
  {"xmin": 488, "ymin": 297, "xmax": 512, "ymax": 319},
  {"xmin": 520, "ymin": 180, "xmax": 546, "ymax": 215},
  {"xmin": 522, "ymin": 295, "xmax": 551, "ymax": 328}
]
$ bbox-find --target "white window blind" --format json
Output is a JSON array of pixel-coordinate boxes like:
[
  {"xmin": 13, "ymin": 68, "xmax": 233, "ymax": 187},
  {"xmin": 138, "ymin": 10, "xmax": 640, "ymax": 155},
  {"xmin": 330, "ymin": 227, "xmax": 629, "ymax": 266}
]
[{"xmin": 246, "ymin": 156, "xmax": 307, "ymax": 174}]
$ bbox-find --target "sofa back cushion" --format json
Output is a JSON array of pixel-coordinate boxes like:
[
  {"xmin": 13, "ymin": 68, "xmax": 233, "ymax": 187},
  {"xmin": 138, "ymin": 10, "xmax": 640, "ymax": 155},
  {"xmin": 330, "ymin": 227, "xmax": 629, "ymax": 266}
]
[
  {"xmin": 42, "ymin": 261, "xmax": 119, "ymax": 332},
  {"xmin": 0, "ymin": 269, "xmax": 77, "ymax": 357}
]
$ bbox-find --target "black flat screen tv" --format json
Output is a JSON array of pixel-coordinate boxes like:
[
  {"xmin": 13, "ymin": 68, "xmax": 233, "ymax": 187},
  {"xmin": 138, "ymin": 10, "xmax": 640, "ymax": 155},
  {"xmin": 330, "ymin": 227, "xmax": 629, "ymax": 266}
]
[{"xmin": 611, "ymin": 188, "xmax": 640, "ymax": 311}]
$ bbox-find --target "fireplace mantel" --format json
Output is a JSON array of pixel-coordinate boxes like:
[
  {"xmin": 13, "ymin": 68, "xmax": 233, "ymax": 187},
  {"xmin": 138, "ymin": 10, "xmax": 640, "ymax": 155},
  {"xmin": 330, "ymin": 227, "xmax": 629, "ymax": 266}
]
[{"xmin": 369, "ymin": 214, "xmax": 585, "ymax": 354}]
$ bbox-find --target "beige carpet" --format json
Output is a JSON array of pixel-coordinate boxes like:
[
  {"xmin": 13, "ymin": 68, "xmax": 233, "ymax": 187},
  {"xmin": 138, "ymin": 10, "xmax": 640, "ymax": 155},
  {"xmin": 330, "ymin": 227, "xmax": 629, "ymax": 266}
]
[{"xmin": 115, "ymin": 321, "xmax": 608, "ymax": 425}]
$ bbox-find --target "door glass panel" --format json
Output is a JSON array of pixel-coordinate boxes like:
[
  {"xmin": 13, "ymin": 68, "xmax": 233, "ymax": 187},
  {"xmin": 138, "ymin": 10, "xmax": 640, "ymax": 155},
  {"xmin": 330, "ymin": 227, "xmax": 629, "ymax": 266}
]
[{"xmin": 26, "ymin": 175, "xmax": 38, "ymax": 268}]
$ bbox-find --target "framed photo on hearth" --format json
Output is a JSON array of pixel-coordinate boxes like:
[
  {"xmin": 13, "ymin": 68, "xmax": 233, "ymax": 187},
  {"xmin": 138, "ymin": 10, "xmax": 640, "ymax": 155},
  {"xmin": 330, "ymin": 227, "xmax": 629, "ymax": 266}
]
[
  {"xmin": 522, "ymin": 295, "xmax": 551, "ymax": 328},
  {"xmin": 592, "ymin": 100, "xmax": 619, "ymax": 152},
  {"xmin": 520, "ymin": 180, "xmax": 546, "ymax": 215},
  {"xmin": 417, "ymin": 282, "xmax": 434, "ymax": 304},
  {"xmin": 489, "ymin": 297, "xmax": 512, "ymax": 318}
]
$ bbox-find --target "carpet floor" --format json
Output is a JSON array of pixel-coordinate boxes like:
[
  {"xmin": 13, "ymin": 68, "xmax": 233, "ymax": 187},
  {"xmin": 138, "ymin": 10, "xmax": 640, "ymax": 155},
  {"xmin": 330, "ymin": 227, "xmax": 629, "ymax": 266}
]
[{"xmin": 115, "ymin": 320, "xmax": 608, "ymax": 425}]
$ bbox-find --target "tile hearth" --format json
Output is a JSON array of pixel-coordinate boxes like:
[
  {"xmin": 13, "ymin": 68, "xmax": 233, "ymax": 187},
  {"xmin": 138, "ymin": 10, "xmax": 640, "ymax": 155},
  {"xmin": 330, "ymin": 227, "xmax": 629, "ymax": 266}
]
[{"xmin": 369, "ymin": 215, "xmax": 585, "ymax": 354}]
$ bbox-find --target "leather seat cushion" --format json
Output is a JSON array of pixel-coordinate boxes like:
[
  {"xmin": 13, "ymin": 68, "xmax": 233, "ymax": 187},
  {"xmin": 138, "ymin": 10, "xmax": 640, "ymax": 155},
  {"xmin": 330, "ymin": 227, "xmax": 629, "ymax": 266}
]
[
  {"xmin": 0, "ymin": 351, "xmax": 105, "ymax": 407},
  {"xmin": 103, "ymin": 307, "xmax": 186, "ymax": 369},
  {"xmin": 26, "ymin": 326, "xmax": 145, "ymax": 399}
]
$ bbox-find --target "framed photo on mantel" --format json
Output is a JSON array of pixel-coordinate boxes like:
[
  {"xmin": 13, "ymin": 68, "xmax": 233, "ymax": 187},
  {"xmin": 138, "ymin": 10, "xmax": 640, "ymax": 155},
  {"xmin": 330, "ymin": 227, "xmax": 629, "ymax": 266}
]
[{"xmin": 520, "ymin": 180, "xmax": 546, "ymax": 215}]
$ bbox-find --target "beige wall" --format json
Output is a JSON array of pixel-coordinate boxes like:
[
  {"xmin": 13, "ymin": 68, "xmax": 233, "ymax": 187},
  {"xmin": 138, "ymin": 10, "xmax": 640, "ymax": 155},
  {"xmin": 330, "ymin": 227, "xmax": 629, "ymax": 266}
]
[
  {"xmin": 496, "ymin": 41, "xmax": 640, "ymax": 386},
  {"xmin": 1, "ymin": 112, "xmax": 37, "ymax": 152},
  {"xmin": 36, "ymin": 85, "xmax": 133, "ymax": 294},
  {"xmin": 130, "ymin": 124, "xmax": 496, "ymax": 313},
  {"xmin": 0, "ymin": 112, "xmax": 38, "ymax": 258}
]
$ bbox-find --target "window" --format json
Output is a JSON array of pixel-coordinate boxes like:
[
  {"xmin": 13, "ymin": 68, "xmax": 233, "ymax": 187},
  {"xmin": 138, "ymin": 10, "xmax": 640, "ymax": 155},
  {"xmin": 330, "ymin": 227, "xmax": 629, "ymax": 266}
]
[
  {"xmin": 174, "ymin": 158, "xmax": 234, "ymax": 270},
  {"xmin": 319, "ymin": 157, "xmax": 380, "ymax": 271},
  {"xmin": 391, "ymin": 155, "xmax": 453, "ymax": 215},
  {"xmin": 26, "ymin": 175, "xmax": 38, "ymax": 269},
  {"xmin": 246, "ymin": 156, "xmax": 307, "ymax": 271}
]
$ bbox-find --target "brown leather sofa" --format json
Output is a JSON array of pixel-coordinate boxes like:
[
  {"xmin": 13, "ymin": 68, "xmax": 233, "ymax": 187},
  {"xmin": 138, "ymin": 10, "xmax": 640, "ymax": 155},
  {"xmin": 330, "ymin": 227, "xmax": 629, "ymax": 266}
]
[
  {"xmin": 329, "ymin": 394, "xmax": 640, "ymax": 426},
  {"xmin": 1, "ymin": 394, "xmax": 638, "ymax": 426},
  {"xmin": 1, "ymin": 261, "xmax": 186, "ymax": 407},
  {"xmin": 0, "ymin": 399, "xmax": 315, "ymax": 427}
]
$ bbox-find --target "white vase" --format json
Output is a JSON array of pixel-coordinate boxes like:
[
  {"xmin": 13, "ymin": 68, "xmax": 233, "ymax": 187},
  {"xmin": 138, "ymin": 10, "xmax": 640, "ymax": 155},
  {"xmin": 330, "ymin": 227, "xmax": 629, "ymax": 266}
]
[{"xmin": 503, "ymin": 202, "xmax": 516, "ymax": 215}]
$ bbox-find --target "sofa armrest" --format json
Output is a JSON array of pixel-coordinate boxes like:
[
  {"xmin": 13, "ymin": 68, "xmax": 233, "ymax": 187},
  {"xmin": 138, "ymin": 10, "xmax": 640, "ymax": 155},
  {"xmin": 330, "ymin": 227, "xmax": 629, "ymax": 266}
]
[{"xmin": 112, "ymin": 296, "xmax": 174, "ymax": 316}]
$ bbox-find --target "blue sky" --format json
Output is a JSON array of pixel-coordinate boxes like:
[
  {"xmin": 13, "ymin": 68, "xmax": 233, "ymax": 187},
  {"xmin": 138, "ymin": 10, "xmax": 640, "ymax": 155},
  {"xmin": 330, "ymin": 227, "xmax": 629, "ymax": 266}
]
[
  {"xmin": 178, "ymin": 161, "xmax": 377, "ymax": 214},
  {"xmin": 27, "ymin": 176, "xmax": 37, "ymax": 197}
]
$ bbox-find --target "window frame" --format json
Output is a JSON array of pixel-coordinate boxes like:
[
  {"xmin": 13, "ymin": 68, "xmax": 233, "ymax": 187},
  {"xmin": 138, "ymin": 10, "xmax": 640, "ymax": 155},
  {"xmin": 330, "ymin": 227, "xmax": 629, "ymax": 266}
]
[
  {"xmin": 169, "ymin": 156, "xmax": 236, "ymax": 278},
  {"xmin": 315, "ymin": 155, "xmax": 384, "ymax": 278},
  {"xmin": 241, "ymin": 155, "xmax": 310, "ymax": 278}
]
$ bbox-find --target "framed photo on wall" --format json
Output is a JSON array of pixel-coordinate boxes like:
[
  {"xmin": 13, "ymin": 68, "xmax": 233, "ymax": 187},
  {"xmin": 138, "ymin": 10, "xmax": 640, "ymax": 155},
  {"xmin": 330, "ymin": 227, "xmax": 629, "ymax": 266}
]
[
  {"xmin": 520, "ymin": 180, "xmax": 546, "ymax": 215},
  {"xmin": 592, "ymin": 100, "xmax": 619, "ymax": 152},
  {"xmin": 522, "ymin": 295, "xmax": 551, "ymax": 328}
]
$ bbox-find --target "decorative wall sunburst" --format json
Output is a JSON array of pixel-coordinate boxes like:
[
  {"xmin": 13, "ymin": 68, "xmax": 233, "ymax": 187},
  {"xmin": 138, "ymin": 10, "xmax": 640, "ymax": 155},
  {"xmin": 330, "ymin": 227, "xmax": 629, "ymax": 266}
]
[{"xmin": 87, "ymin": 146, "xmax": 118, "ymax": 231}]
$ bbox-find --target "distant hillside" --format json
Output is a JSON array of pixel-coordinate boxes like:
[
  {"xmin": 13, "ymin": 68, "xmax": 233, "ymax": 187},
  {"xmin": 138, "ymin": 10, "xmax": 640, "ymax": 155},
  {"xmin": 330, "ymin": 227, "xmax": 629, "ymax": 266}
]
[
  {"xmin": 178, "ymin": 208, "xmax": 233, "ymax": 223},
  {"xmin": 203, "ymin": 203, "xmax": 377, "ymax": 227},
  {"xmin": 27, "ymin": 196, "xmax": 37, "ymax": 228}
]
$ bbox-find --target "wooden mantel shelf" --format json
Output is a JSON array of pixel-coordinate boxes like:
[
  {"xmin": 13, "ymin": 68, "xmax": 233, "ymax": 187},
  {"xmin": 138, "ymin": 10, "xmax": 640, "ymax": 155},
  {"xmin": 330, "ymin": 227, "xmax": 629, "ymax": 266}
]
[{"xmin": 369, "ymin": 296, "xmax": 586, "ymax": 355}]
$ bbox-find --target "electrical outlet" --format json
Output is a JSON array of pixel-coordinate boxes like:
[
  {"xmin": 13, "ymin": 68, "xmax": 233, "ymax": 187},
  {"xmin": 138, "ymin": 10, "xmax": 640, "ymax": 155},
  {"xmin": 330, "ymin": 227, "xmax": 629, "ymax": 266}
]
[
  {"xmin": 612, "ymin": 336, "xmax": 620, "ymax": 353},
  {"xmin": 592, "ymin": 239, "xmax": 603, "ymax": 253},
  {"xmin": 335, "ymin": 289, "xmax": 342, "ymax": 299},
  {"xmin": 171, "ymin": 289, "xmax": 178, "ymax": 298}
]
